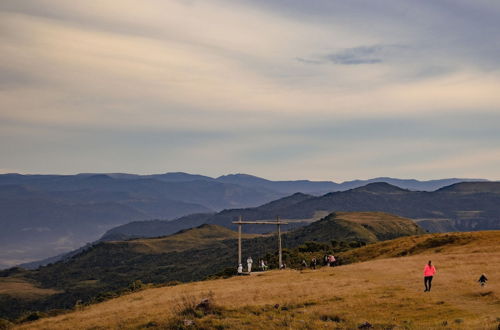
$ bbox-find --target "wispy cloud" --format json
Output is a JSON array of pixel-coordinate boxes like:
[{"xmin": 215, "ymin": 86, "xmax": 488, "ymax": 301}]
[
  {"xmin": 297, "ymin": 44, "xmax": 407, "ymax": 66},
  {"xmin": 325, "ymin": 45, "xmax": 385, "ymax": 65}
]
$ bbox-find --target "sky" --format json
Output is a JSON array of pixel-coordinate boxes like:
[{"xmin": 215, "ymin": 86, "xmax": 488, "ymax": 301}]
[{"xmin": 1, "ymin": 0, "xmax": 500, "ymax": 181}]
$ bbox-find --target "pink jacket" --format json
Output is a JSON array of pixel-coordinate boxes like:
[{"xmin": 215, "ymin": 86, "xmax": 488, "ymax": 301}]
[{"xmin": 424, "ymin": 264, "xmax": 436, "ymax": 276}]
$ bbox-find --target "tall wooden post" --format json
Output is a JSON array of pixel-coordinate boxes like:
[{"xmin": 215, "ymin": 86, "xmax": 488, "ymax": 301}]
[
  {"xmin": 277, "ymin": 216, "xmax": 282, "ymax": 269},
  {"xmin": 237, "ymin": 216, "xmax": 242, "ymax": 266}
]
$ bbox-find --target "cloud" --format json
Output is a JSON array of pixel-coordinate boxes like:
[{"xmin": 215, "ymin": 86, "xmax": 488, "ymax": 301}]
[
  {"xmin": 295, "ymin": 57, "xmax": 322, "ymax": 65},
  {"xmin": 297, "ymin": 44, "xmax": 406, "ymax": 66},
  {"xmin": 0, "ymin": 0, "xmax": 499, "ymax": 180},
  {"xmin": 325, "ymin": 45, "xmax": 384, "ymax": 65}
]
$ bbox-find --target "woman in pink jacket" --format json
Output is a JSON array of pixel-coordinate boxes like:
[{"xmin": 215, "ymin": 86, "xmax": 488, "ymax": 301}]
[{"xmin": 423, "ymin": 260, "xmax": 436, "ymax": 292}]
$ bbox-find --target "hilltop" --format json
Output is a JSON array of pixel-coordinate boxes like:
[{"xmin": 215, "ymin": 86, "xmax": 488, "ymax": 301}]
[
  {"xmin": 106, "ymin": 224, "xmax": 260, "ymax": 254},
  {"xmin": 0, "ymin": 212, "xmax": 423, "ymax": 322},
  {"xmin": 13, "ymin": 230, "xmax": 500, "ymax": 329},
  {"xmin": 283, "ymin": 212, "xmax": 425, "ymax": 246}
]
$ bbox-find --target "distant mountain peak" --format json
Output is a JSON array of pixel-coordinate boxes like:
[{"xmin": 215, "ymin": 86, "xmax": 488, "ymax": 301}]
[
  {"xmin": 86, "ymin": 174, "xmax": 113, "ymax": 180},
  {"xmin": 437, "ymin": 181, "xmax": 500, "ymax": 194},
  {"xmin": 216, "ymin": 173, "xmax": 271, "ymax": 183},
  {"xmin": 152, "ymin": 172, "xmax": 214, "ymax": 182},
  {"xmin": 258, "ymin": 191, "xmax": 314, "ymax": 210},
  {"xmin": 351, "ymin": 182, "xmax": 408, "ymax": 193}
]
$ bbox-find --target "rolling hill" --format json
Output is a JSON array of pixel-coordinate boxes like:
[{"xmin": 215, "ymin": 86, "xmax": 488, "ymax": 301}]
[
  {"xmin": 101, "ymin": 181, "xmax": 500, "ymax": 242},
  {"xmin": 9, "ymin": 230, "xmax": 500, "ymax": 329},
  {"xmin": 0, "ymin": 212, "xmax": 424, "ymax": 322},
  {"xmin": 100, "ymin": 192, "xmax": 315, "ymax": 241}
]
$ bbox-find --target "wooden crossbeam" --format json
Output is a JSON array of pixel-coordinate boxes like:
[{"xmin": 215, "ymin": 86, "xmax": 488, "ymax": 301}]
[
  {"xmin": 233, "ymin": 219, "xmax": 311, "ymax": 224},
  {"xmin": 231, "ymin": 221, "xmax": 289, "ymax": 225}
]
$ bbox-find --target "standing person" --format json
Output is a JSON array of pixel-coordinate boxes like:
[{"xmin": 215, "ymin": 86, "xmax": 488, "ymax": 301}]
[
  {"xmin": 247, "ymin": 257, "xmax": 253, "ymax": 273},
  {"xmin": 311, "ymin": 257, "xmax": 317, "ymax": 270},
  {"xmin": 323, "ymin": 255, "xmax": 328, "ymax": 266},
  {"xmin": 478, "ymin": 274, "xmax": 488, "ymax": 287},
  {"xmin": 328, "ymin": 255, "xmax": 336, "ymax": 267},
  {"xmin": 423, "ymin": 260, "xmax": 436, "ymax": 292},
  {"xmin": 301, "ymin": 259, "xmax": 307, "ymax": 269}
]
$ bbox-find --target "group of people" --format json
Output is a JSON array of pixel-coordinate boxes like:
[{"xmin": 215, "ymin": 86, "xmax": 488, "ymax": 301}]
[
  {"xmin": 301, "ymin": 257, "xmax": 318, "ymax": 269},
  {"xmin": 238, "ymin": 254, "xmax": 340, "ymax": 274},
  {"xmin": 237, "ymin": 257, "xmax": 270, "ymax": 274},
  {"xmin": 423, "ymin": 260, "xmax": 488, "ymax": 292},
  {"xmin": 237, "ymin": 257, "xmax": 254, "ymax": 274}
]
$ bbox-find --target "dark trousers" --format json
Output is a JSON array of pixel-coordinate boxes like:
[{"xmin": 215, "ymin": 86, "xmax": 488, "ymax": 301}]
[{"xmin": 424, "ymin": 276, "xmax": 433, "ymax": 291}]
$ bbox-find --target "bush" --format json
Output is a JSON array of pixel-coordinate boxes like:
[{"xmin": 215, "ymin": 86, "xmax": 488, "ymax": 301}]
[
  {"xmin": 129, "ymin": 280, "xmax": 145, "ymax": 291},
  {"xmin": 18, "ymin": 311, "xmax": 47, "ymax": 323},
  {"xmin": 0, "ymin": 318, "xmax": 13, "ymax": 330},
  {"xmin": 174, "ymin": 291, "xmax": 223, "ymax": 319},
  {"xmin": 298, "ymin": 241, "xmax": 330, "ymax": 252},
  {"xmin": 319, "ymin": 314, "xmax": 344, "ymax": 322}
]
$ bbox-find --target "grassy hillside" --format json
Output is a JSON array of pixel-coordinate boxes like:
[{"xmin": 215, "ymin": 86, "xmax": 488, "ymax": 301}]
[
  {"xmin": 284, "ymin": 212, "xmax": 425, "ymax": 246},
  {"xmin": 0, "ymin": 277, "xmax": 60, "ymax": 300},
  {"xmin": 340, "ymin": 230, "xmax": 500, "ymax": 264},
  {"xmin": 15, "ymin": 231, "xmax": 500, "ymax": 329},
  {"xmin": 107, "ymin": 224, "xmax": 260, "ymax": 254},
  {"xmin": 0, "ymin": 212, "xmax": 424, "ymax": 322}
]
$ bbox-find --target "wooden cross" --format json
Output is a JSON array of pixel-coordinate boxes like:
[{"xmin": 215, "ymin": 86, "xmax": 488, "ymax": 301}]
[{"xmin": 232, "ymin": 216, "xmax": 289, "ymax": 269}]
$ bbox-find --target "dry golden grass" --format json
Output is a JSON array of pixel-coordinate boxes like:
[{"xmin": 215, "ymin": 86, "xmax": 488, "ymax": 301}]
[
  {"xmin": 108, "ymin": 224, "xmax": 261, "ymax": 254},
  {"xmin": 0, "ymin": 278, "xmax": 61, "ymax": 299},
  {"xmin": 333, "ymin": 212, "xmax": 412, "ymax": 224},
  {"xmin": 16, "ymin": 231, "xmax": 500, "ymax": 329},
  {"xmin": 341, "ymin": 231, "xmax": 500, "ymax": 263}
]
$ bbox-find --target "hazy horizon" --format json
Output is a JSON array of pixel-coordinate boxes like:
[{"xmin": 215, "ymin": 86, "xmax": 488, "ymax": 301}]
[{"xmin": 0, "ymin": 170, "xmax": 492, "ymax": 183}]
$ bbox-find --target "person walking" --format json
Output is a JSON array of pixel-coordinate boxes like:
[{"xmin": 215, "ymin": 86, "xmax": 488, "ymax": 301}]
[
  {"xmin": 423, "ymin": 260, "xmax": 436, "ymax": 292},
  {"xmin": 247, "ymin": 257, "xmax": 253, "ymax": 273}
]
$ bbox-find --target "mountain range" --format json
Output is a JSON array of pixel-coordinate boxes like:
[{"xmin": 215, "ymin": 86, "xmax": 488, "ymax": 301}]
[
  {"xmin": 101, "ymin": 181, "xmax": 500, "ymax": 242},
  {"xmin": 0, "ymin": 172, "xmax": 490, "ymax": 268}
]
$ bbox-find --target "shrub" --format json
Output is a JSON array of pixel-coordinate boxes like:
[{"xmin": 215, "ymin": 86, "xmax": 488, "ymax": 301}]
[
  {"xmin": 18, "ymin": 311, "xmax": 47, "ymax": 323},
  {"xmin": 129, "ymin": 280, "xmax": 145, "ymax": 291},
  {"xmin": 298, "ymin": 241, "xmax": 330, "ymax": 252},
  {"xmin": 319, "ymin": 314, "xmax": 344, "ymax": 322},
  {"xmin": 0, "ymin": 318, "xmax": 13, "ymax": 330},
  {"xmin": 174, "ymin": 291, "xmax": 222, "ymax": 319}
]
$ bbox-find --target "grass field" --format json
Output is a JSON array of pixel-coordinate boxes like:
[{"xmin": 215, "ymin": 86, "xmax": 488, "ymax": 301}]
[
  {"xmin": 14, "ymin": 231, "xmax": 500, "ymax": 329},
  {"xmin": 0, "ymin": 278, "xmax": 60, "ymax": 300}
]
